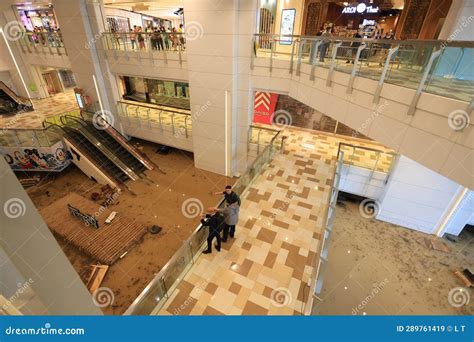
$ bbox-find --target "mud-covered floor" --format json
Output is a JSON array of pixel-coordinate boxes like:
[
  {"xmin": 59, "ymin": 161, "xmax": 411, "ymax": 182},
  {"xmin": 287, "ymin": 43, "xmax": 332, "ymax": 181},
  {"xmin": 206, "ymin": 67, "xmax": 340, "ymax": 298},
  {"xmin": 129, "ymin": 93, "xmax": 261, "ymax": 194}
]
[
  {"xmin": 312, "ymin": 199, "xmax": 473, "ymax": 315},
  {"xmin": 24, "ymin": 138, "xmax": 234, "ymax": 314}
]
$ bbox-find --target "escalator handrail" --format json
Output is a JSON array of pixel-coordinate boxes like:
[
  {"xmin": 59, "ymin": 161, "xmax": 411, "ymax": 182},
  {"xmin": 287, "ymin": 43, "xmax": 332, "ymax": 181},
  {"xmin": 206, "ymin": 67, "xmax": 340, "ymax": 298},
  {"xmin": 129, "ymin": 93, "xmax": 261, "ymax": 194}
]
[
  {"xmin": 62, "ymin": 126, "xmax": 126, "ymax": 185},
  {"xmin": 60, "ymin": 115, "xmax": 140, "ymax": 181},
  {"xmin": 77, "ymin": 111, "xmax": 155, "ymax": 171},
  {"xmin": 0, "ymin": 81, "xmax": 32, "ymax": 107}
]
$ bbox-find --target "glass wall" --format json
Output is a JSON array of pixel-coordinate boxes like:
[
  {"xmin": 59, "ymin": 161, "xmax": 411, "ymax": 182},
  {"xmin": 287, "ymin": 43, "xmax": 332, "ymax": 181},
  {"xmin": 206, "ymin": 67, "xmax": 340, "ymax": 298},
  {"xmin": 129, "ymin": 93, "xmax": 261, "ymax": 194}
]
[{"xmin": 120, "ymin": 76, "xmax": 190, "ymax": 110}]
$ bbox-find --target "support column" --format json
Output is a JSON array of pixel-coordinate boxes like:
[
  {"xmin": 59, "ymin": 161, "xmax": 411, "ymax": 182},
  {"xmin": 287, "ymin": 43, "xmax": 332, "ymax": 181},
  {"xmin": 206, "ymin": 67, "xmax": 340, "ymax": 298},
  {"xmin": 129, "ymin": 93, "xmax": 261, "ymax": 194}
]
[
  {"xmin": 184, "ymin": 0, "xmax": 256, "ymax": 175},
  {"xmin": 52, "ymin": 0, "xmax": 119, "ymax": 116},
  {"xmin": 0, "ymin": 158, "xmax": 101, "ymax": 315},
  {"xmin": 0, "ymin": 5, "xmax": 42, "ymax": 99},
  {"xmin": 438, "ymin": 0, "xmax": 474, "ymax": 40}
]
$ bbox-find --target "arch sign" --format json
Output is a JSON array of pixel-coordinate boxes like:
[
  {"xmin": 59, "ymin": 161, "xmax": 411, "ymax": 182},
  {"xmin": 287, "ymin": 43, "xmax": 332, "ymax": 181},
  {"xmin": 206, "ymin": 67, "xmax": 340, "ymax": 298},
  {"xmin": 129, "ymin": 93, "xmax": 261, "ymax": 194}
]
[{"xmin": 342, "ymin": 3, "xmax": 379, "ymax": 14}]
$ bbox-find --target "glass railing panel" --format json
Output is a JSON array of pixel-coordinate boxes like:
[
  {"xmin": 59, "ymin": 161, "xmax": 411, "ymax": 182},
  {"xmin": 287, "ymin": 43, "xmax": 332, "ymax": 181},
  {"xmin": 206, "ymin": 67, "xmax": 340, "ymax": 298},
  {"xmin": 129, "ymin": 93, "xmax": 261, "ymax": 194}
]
[
  {"xmin": 161, "ymin": 238, "xmax": 193, "ymax": 294},
  {"xmin": 334, "ymin": 43, "xmax": 358, "ymax": 73},
  {"xmin": 102, "ymin": 32, "xmax": 185, "ymax": 53},
  {"xmin": 356, "ymin": 41, "xmax": 393, "ymax": 81},
  {"xmin": 385, "ymin": 43, "xmax": 435, "ymax": 90},
  {"xmin": 132, "ymin": 278, "xmax": 167, "ymax": 315},
  {"xmin": 425, "ymin": 47, "xmax": 474, "ymax": 102},
  {"xmin": 189, "ymin": 226, "xmax": 209, "ymax": 257},
  {"xmin": 14, "ymin": 130, "xmax": 36, "ymax": 147}
]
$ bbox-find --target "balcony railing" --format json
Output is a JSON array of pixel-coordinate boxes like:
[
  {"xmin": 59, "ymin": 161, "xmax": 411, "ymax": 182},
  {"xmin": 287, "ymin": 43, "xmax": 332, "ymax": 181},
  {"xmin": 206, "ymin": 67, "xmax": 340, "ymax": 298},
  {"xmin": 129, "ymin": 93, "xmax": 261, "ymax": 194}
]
[
  {"xmin": 101, "ymin": 32, "xmax": 186, "ymax": 63},
  {"xmin": 252, "ymin": 34, "xmax": 474, "ymax": 105},
  {"xmin": 117, "ymin": 101, "xmax": 192, "ymax": 138},
  {"xmin": 125, "ymin": 129, "xmax": 282, "ymax": 315},
  {"xmin": 16, "ymin": 31, "xmax": 67, "ymax": 56}
]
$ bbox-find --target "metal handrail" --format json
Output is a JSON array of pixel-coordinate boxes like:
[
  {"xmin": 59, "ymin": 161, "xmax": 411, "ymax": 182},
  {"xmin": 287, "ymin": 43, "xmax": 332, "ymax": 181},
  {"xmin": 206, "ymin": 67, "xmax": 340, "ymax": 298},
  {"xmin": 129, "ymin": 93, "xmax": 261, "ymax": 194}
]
[
  {"xmin": 253, "ymin": 33, "xmax": 474, "ymax": 48},
  {"xmin": 117, "ymin": 101, "xmax": 190, "ymax": 116}
]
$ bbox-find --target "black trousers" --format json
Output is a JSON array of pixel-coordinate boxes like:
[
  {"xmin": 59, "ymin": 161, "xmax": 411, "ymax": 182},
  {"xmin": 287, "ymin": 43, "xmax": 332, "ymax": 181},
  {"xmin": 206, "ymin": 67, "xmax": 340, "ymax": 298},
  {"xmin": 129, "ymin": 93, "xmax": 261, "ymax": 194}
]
[
  {"xmin": 222, "ymin": 224, "xmax": 235, "ymax": 240},
  {"xmin": 206, "ymin": 231, "xmax": 221, "ymax": 252}
]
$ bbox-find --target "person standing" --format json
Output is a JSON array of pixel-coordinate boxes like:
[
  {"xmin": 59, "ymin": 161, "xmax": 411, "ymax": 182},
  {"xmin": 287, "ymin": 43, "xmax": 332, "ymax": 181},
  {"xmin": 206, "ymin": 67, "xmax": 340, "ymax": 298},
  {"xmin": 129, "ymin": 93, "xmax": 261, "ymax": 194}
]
[
  {"xmin": 319, "ymin": 28, "xmax": 332, "ymax": 62},
  {"xmin": 200, "ymin": 209, "xmax": 225, "ymax": 254},
  {"xmin": 130, "ymin": 26, "xmax": 137, "ymax": 50},
  {"xmin": 214, "ymin": 202, "xmax": 240, "ymax": 242},
  {"xmin": 137, "ymin": 27, "xmax": 145, "ymax": 50},
  {"xmin": 214, "ymin": 185, "xmax": 241, "ymax": 206},
  {"xmin": 162, "ymin": 27, "xmax": 170, "ymax": 50}
]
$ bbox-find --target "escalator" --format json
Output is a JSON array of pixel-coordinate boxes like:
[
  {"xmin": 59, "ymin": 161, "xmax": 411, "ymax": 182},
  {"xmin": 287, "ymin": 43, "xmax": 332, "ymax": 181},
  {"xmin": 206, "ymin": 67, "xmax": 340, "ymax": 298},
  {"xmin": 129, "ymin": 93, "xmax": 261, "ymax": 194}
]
[
  {"xmin": 63, "ymin": 127, "xmax": 130, "ymax": 184},
  {"xmin": 0, "ymin": 81, "xmax": 33, "ymax": 115},
  {"xmin": 43, "ymin": 113, "xmax": 155, "ymax": 187}
]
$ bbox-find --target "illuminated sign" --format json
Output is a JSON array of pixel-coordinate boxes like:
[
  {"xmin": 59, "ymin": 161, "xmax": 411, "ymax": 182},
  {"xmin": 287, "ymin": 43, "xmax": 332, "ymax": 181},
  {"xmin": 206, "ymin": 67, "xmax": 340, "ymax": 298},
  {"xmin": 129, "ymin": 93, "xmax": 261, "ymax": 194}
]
[{"xmin": 342, "ymin": 3, "xmax": 379, "ymax": 14}]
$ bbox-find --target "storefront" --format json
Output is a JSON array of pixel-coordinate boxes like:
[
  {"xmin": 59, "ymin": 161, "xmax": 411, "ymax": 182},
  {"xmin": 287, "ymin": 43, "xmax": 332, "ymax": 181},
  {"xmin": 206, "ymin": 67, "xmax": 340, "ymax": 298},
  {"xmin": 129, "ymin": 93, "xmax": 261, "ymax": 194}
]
[
  {"xmin": 16, "ymin": 3, "xmax": 59, "ymax": 32},
  {"xmin": 119, "ymin": 76, "xmax": 190, "ymax": 110},
  {"xmin": 301, "ymin": 1, "xmax": 402, "ymax": 38},
  {"xmin": 301, "ymin": 0, "xmax": 453, "ymax": 40}
]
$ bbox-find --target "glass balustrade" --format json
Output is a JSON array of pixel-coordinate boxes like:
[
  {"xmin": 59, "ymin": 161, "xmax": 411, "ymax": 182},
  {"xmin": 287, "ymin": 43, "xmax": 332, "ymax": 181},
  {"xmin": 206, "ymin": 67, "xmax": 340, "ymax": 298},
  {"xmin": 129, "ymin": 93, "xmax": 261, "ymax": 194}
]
[
  {"xmin": 102, "ymin": 32, "xmax": 186, "ymax": 53},
  {"xmin": 338, "ymin": 142, "xmax": 395, "ymax": 174},
  {"xmin": 253, "ymin": 34, "xmax": 474, "ymax": 103},
  {"xmin": 117, "ymin": 101, "xmax": 192, "ymax": 138},
  {"xmin": 16, "ymin": 31, "xmax": 67, "ymax": 55}
]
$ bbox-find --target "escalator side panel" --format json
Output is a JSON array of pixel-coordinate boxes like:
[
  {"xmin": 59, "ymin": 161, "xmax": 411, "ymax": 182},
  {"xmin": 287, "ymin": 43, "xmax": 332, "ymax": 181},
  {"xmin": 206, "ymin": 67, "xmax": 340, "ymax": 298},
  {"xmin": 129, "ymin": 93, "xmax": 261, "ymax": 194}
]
[{"xmin": 63, "ymin": 137, "xmax": 119, "ymax": 188}]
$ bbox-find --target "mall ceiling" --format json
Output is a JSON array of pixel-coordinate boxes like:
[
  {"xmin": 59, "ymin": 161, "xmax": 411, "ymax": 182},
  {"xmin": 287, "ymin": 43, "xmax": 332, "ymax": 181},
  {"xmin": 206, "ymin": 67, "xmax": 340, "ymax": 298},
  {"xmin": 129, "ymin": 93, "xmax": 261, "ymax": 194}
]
[{"xmin": 103, "ymin": 0, "xmax": 183, "ymax": 19}]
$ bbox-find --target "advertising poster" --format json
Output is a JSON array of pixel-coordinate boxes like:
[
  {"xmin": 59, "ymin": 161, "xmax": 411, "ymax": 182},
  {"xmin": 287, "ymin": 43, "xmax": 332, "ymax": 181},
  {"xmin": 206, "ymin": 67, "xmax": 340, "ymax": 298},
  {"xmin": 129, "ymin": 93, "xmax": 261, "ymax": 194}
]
[
  {"xmin": 253, "ymin": 91, "xmax": 279, "ymax": 125},
  {"xmin": 1, "ymin": 140, "xmax": 71, "ymax": 172},
  {"xmin": 280, "ymin": 8, "xmax": 296, "ymax": 45}
]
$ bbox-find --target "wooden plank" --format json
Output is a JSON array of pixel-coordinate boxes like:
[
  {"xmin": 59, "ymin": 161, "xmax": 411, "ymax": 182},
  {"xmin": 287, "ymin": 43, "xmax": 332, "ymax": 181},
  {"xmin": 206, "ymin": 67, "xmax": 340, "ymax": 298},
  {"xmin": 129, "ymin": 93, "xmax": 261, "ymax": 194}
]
[{"xmin": 87, "ymin": 264, "xmax": 109, "ymax": 293}]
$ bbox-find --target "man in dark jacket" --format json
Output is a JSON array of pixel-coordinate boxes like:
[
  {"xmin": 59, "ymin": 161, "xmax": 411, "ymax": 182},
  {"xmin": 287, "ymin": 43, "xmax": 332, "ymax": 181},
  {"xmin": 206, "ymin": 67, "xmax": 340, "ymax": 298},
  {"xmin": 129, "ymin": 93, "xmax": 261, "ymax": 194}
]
[
  {"xmin": 200, "ymin": 209, "xmax": 225, "ymax": 254},
  {"xmin": 214, "ymin": 185, "xmax": 241, "ymax": 206}
]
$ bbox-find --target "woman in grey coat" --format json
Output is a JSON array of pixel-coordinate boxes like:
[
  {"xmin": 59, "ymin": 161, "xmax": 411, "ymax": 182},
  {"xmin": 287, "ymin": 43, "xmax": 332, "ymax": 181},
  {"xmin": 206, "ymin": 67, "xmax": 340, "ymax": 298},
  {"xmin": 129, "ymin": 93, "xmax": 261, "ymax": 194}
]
[{"xmin": 213, "ymin": 202, "xmax": 240, "ymax": 242}]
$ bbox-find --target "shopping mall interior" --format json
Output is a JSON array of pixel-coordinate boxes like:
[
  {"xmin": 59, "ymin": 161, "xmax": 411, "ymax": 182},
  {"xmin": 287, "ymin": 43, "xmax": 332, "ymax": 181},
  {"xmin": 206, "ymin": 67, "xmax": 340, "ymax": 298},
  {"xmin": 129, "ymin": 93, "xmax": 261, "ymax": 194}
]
[{"xmin": 0, "ymin": 0, "xmax": 472, "ymax": 317}]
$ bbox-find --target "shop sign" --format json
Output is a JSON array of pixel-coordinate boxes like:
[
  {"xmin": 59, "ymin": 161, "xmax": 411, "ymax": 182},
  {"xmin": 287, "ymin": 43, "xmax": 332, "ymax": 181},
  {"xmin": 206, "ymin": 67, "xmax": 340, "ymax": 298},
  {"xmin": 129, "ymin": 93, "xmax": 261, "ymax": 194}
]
[
  {"xmin": 253, "ymin": 91, "xmax": 279, "ymax": 125},
  {"xmin": 342, "ymin": 3, "xmax": 379, "ymax": 14}
]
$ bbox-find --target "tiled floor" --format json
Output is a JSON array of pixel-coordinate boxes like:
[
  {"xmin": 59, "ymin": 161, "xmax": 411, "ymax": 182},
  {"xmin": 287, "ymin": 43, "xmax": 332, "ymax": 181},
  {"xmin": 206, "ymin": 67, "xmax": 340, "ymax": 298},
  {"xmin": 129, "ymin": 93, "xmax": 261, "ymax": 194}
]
[
  {"xmin": 0, "ymin": 90, "xmax": 79, "ymax": 129},
  {"xmin": 157, "ymin": 128, "xmax": 394, "ymax": 315}
]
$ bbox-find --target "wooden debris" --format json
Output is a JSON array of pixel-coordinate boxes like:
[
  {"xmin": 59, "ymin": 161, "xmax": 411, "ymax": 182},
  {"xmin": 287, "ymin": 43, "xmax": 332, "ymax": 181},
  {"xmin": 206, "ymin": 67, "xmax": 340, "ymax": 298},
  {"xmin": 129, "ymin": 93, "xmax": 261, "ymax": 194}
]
[
  {"xmin": 454, "ymin": 269, "xmax": 474, "ymax": 288},
  {"xmin": 87, "ymin": 264, "xmax": 109, "ymax": 294}
]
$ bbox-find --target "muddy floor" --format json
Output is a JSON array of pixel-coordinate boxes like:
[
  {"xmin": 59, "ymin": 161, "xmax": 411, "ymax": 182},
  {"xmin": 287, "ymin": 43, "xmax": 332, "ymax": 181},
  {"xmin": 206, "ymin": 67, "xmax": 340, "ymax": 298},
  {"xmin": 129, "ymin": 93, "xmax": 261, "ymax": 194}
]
[
  {"xmin": 24, "ymin": 138, "xmax": 234, "ymax": 314},
  {"xmin": 313, "ymin": 198, "xmax": 473, "ymax": 315}
]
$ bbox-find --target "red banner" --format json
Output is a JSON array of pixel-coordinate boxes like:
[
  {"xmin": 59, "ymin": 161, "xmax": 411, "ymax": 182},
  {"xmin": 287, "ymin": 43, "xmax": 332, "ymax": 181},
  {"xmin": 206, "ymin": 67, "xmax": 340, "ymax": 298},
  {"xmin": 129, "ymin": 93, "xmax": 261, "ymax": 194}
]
[{"xmin": 253, "ymin": 91, "xmax": 279, "ymax": 125}]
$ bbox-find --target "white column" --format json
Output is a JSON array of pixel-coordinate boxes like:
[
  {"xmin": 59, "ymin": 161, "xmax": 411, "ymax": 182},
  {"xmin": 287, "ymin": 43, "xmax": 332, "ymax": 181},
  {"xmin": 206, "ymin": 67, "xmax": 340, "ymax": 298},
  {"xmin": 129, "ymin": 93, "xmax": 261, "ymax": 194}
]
[
  {"xmin": 52, "ymin": 0, "xmax": 119, "ymax": 113},
  {"xmin": 184, "ymin": 0, "xmax": 257, "ymax": 175},
  {"xmin": 438, "ymin": 0, "xmax": 474, "ymax": 40},
  {"xmin": 0, "ymin": 158, "xmax": 102, "ymax": 314}
]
